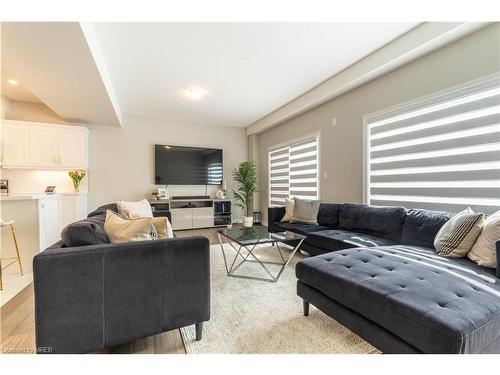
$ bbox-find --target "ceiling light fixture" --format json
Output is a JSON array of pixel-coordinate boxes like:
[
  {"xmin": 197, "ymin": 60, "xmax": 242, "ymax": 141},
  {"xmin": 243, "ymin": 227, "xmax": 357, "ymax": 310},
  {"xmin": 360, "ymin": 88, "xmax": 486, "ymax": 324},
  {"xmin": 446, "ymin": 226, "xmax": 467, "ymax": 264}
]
[
  {"xmin": 7, "ymin": 79, "xmax": 19, "ymax": 85},
  {"xmin": 184, "ymin": 87, "xmax": 207, "ymax": 100}
]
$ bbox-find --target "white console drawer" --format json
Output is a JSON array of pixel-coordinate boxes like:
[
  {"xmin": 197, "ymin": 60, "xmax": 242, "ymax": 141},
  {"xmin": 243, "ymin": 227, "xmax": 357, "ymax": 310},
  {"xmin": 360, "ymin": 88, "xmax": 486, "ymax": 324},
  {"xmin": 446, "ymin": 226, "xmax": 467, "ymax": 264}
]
[
  {"xmin": 170, "ymin": 208, "xmax": 193, "ymax": 230},
  {"xmin": 192, "ymin": 207, "xmax": 214, "ymax": 228}
]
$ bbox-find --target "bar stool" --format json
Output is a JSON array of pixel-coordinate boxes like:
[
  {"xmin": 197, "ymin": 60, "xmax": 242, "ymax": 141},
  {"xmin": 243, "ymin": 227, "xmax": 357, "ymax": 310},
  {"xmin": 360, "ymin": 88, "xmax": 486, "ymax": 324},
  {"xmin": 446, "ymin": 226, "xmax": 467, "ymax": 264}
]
[{"xmin": 0, "ymin": 219, "xmax": 23, "ymax": 291}]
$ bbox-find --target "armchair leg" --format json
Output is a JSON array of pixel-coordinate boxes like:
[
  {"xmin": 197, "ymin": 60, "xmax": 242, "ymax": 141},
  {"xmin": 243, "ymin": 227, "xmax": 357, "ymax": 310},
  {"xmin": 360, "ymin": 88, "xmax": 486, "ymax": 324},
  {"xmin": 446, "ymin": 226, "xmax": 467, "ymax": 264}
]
[
  {"xmin": 303, "ymin": 300, "xmax": 310, "ymax": 316},
  {"xmin": 195, "ymin": 322, "xmax": 203, "ymax": 341}
]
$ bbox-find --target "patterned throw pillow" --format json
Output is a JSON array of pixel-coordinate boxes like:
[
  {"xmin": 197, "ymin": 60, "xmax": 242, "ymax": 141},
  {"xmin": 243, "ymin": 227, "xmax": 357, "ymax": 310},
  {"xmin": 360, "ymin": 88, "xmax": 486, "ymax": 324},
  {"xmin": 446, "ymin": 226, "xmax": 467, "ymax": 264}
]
[{"xmin": 434, "ymin": 207, "xmax": 485, "ymax": 257}]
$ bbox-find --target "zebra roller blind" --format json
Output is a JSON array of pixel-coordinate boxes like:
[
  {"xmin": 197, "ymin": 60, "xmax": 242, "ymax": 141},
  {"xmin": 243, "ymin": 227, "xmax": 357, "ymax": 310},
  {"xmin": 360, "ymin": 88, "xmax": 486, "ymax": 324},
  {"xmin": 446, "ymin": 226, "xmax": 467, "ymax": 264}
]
[
  {"xmin": 365, "ymin": 73, "xmax": 500, "ymax": 214},
  {"xmin": 269, "ymin": 135, "xmax": 319, "ymax": 206}
]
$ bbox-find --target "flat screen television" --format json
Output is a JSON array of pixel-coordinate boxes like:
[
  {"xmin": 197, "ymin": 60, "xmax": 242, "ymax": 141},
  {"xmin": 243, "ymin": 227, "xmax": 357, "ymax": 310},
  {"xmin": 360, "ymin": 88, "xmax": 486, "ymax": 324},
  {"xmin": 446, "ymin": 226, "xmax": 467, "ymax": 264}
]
[{"xmin": 155, "ymin": 145, "xmax": 223, "ymax": 185}]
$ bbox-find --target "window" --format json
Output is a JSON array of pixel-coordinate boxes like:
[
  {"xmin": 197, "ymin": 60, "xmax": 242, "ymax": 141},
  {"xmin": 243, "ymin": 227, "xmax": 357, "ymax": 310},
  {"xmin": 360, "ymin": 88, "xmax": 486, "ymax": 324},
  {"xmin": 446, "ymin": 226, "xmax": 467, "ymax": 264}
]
[
  {"xmin": 268, "ymin": 134, "xmax": 320, "ymax": 206},
  {"xmin": 364, "ymin": 73, "xmax": 500, "ymax": 214}
]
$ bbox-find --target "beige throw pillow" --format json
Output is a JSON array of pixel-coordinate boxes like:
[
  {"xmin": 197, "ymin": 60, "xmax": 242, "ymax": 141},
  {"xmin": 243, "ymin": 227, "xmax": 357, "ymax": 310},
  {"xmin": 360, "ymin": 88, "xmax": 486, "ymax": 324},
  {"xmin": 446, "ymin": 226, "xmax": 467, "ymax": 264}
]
[
  {"xmin": 121, "ymin": 207, "xmax": 174, "ymax": 239},
  {"xmin": 434, "ymin": 207, "xmax": 484, "ymax": 258},
  {"xmin": 104, "ymin": 210, "xmax": 155, "ymax": 243},
  {"xmin": 281, "ymin": 198, "xmax": 295, "ymax": 222},
  {"xmin": 467, "ymin": 210, "xmax": 500, "ymax": 268}
]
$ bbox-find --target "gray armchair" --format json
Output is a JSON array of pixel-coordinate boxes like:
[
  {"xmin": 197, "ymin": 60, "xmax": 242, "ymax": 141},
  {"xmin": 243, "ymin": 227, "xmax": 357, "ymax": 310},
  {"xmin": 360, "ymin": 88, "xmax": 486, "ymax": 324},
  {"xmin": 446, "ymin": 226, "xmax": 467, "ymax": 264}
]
[{"xmin": 33, "ymin": 235, "xmax": 210, "ymax": 353}]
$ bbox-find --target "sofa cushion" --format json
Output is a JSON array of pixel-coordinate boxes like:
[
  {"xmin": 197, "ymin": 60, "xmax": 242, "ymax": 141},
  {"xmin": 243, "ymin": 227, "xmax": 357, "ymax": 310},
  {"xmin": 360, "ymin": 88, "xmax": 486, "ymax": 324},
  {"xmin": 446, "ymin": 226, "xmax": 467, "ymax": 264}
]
[
  {"xmin": 401, "ymin": 208, "xmax": 452, "ymax": 248},
  {"xmin": 274, "ymin": 222, "xmax": 330, "ymax": 236},
  {"xmin": 61, "ymin": 214, "xmax": 110, "ymax": 247},
  {"xmin": 317, "ymin": 203, "xmax": 341, "ymax": 228},
  {"xmin": 296, "ymin": 245, "xmax": 500, "ymax": 353},
  {"xmin": 339, "ymin": 204, "xmax": 406, "ymax": 242},
  {"xmin": 305, "ymin": 229, "xmax": 398, "ymax": 252}
]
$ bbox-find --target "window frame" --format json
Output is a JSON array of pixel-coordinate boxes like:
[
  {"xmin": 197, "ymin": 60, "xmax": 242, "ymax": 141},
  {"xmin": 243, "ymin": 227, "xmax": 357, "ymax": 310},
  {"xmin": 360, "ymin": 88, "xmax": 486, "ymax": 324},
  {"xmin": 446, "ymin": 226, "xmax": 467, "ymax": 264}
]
[
  {"xmin": 268, "ymin": 131, "xmax": 321, "ymax": 207},
  {"xmin": 363, "ymin": 72, "xmax": 500, "ymax": 210}
]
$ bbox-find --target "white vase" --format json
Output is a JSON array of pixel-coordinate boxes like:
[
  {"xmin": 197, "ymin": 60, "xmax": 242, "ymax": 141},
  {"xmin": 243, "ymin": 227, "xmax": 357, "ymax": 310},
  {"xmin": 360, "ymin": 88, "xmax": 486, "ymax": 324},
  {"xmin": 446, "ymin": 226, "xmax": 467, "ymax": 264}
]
[{"xmin": 243, "ymin": 216, "xmax": 254, "ymax": 227}]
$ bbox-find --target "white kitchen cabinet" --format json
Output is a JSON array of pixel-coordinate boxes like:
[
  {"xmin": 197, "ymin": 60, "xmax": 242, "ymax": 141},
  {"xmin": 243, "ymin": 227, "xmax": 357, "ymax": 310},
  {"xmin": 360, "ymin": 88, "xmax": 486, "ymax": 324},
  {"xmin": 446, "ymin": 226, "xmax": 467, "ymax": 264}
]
[
  {"xmin": 58, "ymin": 128, "xmax": 87, "ymax": 169},
  {"xmin": 1, "ymin": 124, "xmax": 29, "ymax": 167},
  {"xmin": 60, "ymin": 194, "xmax": 88, "ymax": 230},
  {"xmin": 29, "ymin": 126, "xmax": 59, "ymax": 166},
  {"xmin": 38, "ymin": 196, "xmax": 61, "ymax": 250},
  {"xmin": 1, "ymin": 120, "xmax": 88, "ymax": 170}
]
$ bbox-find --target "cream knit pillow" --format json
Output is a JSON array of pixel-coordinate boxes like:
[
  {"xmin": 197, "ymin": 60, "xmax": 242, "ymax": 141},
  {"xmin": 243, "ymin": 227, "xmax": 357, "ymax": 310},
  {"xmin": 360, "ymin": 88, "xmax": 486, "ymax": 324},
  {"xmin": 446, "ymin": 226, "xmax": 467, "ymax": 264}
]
[
  {"xmin": 117, "ymin": 199, "xmax": 153, "ymax": 218},
  {"xmin": 281, "ymin": 198, "xmax": 295, "ymax": 222},
  {"xmin": 467, "ymin": 210, "xmax": 500, "ymax": 268}
]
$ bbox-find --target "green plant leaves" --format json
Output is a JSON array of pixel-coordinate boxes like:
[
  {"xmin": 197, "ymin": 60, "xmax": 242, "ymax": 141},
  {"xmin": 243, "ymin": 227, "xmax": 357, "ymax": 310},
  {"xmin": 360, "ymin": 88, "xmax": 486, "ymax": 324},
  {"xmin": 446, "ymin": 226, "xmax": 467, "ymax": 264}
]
[{"xmin": 231, "ymin": 160, "xmax": 257, "ymax": 217}]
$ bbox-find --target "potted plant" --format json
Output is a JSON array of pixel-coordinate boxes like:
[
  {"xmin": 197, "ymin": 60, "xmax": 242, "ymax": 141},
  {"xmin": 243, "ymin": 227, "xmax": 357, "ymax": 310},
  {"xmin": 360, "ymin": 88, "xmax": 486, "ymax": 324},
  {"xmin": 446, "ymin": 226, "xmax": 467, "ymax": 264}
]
[
  {"xmin": 68, "ymin": 170, "xmax": 86, "ymax": 193},
  {"xmin": 232, "ymin": 160, "xmax": 257, "ymax": 227}
]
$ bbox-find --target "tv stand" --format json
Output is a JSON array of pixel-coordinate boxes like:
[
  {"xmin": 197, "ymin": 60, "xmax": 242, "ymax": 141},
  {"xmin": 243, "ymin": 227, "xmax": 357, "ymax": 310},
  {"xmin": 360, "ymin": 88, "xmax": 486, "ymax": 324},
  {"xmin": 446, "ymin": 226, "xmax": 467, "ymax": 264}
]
[{"xmin": 149, "ymin": 198, "xmax": 232, "ymax": 230}]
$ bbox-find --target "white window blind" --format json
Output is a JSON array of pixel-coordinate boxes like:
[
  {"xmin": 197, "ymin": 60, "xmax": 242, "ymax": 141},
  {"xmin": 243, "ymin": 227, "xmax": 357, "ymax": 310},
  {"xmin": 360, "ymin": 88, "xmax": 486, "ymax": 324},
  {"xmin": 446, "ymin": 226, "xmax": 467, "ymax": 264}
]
[
  {"xmin": 365, "ymin": 73, "xmax": 500, "ymax": 214},
  {"xmin": 269, "ymin": 135, "xmax": 319, "ymax": 206}
]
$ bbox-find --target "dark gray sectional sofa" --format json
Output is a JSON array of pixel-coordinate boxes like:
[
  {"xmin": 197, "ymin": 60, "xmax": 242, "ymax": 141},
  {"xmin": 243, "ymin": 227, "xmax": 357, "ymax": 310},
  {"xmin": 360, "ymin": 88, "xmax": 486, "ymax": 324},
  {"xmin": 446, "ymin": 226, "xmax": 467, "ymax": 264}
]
[
  {"xmin": 33, "ymin": 204, "xmax": 210, "ymax": 354},
  {"xmin": 269, "ymin": 203, "xmax": 500, "ymax": 354}
]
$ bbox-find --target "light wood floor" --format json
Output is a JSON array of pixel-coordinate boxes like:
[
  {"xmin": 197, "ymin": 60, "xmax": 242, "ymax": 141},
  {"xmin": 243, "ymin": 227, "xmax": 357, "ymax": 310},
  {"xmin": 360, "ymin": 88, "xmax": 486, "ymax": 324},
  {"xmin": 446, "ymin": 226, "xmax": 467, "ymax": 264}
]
[{"xmin": 0, "ymin": 227, "xmax": 223, "ymax": 354}]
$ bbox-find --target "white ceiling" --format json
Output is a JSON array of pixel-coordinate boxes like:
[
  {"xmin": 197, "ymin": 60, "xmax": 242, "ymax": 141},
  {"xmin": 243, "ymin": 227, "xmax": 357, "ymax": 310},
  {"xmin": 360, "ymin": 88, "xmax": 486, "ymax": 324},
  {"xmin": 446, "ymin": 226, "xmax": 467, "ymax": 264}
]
[
  {"xmin": 92, "ymin": 23, "xmax": 418, "ymax": 127},
  {"xmin": 2, "ymin": 22, "xmax": 122, "ymax": 126},
  {"xmin": 1, "ymin": 69, "xmax": 41, "ymax": 103}
]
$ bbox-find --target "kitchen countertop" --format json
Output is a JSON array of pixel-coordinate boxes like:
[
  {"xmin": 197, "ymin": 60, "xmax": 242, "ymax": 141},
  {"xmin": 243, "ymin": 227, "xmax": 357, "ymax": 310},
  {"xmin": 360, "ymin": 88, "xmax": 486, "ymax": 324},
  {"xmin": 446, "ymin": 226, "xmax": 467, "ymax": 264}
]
[{"xmin": 0, "ymin": 192, "xmax": 87, "ymax": 201}]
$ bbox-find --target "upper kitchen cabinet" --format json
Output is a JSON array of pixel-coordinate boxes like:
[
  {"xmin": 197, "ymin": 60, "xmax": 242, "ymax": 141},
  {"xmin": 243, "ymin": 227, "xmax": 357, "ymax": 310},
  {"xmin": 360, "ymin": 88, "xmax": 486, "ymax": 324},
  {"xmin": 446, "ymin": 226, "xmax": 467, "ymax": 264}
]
[
  {"xmin": 1, "ymin": 120, "xmax": 88, "ymax": 170},
  {"xmin": 57, "ymin": 128, "xmax": 87, "ymax": 169}
]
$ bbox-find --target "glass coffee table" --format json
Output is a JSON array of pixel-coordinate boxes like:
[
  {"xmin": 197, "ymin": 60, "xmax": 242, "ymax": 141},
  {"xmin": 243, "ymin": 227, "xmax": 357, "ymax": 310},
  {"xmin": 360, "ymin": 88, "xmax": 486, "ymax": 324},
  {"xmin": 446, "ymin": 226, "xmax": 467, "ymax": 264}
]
[{"xmin": 217, "ymin": 226, "xmax": 306, "ymax": 282}]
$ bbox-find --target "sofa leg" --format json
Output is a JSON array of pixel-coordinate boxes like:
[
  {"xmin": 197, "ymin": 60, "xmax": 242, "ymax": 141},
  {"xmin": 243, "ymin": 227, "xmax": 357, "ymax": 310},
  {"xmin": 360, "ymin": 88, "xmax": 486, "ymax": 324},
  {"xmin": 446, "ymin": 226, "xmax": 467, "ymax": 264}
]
[
  {"xmin": 303, "ymin": 300, "xmax": 310, "ymax": 316},
  {"xmin": 195, "ymin": 322, "xmax": 203, "ymax": 341}
]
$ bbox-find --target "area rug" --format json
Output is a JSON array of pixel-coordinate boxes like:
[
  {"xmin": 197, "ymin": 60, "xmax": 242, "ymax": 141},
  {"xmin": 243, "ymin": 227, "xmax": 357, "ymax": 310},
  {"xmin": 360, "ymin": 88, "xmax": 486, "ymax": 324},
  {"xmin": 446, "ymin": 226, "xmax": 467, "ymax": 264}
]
[{"xmin": 180, "ymin": 243, "xmax": 380, "ymax": 354}]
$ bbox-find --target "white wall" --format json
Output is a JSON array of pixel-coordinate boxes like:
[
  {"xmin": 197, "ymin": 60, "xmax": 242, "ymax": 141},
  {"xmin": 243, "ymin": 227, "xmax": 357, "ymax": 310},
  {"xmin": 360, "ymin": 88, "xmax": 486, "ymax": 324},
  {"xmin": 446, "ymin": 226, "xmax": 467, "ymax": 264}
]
[
  {"xmin": 88, "ymin": 113, "xmax": 248, "ymax": 219},
  {"xmin": 255, "ymin": 23, "xmax": 500, "ymax": 220}
]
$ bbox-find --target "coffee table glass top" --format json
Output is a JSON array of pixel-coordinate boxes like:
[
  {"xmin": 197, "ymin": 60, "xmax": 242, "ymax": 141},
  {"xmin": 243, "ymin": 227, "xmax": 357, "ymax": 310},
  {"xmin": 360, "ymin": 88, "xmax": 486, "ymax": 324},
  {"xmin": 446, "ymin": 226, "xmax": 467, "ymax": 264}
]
[{"xmin": 218, "ymin": 226, "xmax": 305, "ymax": 246}]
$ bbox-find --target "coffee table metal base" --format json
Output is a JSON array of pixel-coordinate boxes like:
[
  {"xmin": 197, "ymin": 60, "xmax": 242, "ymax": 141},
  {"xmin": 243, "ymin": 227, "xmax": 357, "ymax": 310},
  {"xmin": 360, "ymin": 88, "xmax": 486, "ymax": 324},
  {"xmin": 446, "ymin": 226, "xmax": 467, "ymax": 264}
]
[{"xmin": 217, "ymin": 233, "xmax": 304, "ymax": 282}]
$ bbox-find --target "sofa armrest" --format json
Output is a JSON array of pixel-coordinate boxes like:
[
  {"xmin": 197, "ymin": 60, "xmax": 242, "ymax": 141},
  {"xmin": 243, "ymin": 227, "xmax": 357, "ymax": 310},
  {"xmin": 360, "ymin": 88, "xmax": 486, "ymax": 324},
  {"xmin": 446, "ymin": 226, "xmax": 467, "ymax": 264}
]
[
  {"xmin": 268, "ymin": 206, "xmax": 286, "ymax": 224},
  {"xmin": 268, "ymin": 206, "xmax": 286, "ymax": 232},
  {"xmin": 496, "ymin": 240, "xmax": 500, "ymax": 278},
  {"xmin": 33, "ymin": 236, "xmax": 210, "ymax": 353}
]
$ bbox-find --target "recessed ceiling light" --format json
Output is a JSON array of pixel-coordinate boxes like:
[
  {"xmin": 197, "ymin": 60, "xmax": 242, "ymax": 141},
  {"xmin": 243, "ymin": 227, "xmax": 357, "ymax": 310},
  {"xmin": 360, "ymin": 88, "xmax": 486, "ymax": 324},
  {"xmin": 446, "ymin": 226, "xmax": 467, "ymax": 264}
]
[
  {"xmin": 184, "ymin": 87, "xmax": 207, "ymax": 100},
  {"xmin": 7, "ymin": 79, "xmax": 19, "ymax": 85}
]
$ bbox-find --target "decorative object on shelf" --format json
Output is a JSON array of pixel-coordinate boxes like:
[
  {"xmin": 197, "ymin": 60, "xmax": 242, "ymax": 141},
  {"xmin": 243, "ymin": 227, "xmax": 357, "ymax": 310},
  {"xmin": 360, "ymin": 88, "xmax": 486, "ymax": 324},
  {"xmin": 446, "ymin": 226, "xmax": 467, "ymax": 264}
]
[
  {"xmin": 0, "ymin": 179, "xmax": 9, "ymax": 194},
  {"xmin": 44, "ymin": 185, "xmax": 56, "ymax": 194},
  {"xmin": 232, "ymin": 160, "xmax": 257, "ymax": 227},
  {"xmin": 68, "ymin": 170, "xmax": 86, "ymax": 193},
  {"xmin": 157, "ymin": 186, "xmax": 169, "ymax": 200},
  {"xmin": 253, "ymin": 211, "xmax": 262, "ymax": 225},
  {"xmin": 215, "ymin": 189, "xmax": 225, "ymax": 199}
]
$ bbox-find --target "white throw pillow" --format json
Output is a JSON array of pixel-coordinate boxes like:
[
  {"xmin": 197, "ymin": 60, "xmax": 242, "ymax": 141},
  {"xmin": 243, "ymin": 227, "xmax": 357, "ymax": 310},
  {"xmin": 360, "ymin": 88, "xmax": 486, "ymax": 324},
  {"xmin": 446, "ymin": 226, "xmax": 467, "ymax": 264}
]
[
  {"xmin": 281, "ymin": 198, "xmax": 295, "ymax": 222},
  {"xmin": 434, "ymin": 207, "xmax": 484, "ymax": 258},
  {"xmin": 117, "ymin": 199, "xmax": 153, "ymax": 218},
  {"xmin": 467, "ymin": 210, "xmax": 500, "ymax": 268}
]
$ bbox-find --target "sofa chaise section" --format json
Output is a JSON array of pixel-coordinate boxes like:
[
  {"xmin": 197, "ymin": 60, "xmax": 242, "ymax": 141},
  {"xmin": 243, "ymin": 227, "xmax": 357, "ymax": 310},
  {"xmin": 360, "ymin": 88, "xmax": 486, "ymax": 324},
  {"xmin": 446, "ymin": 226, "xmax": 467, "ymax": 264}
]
[{"xmin": 296, "ymin": 244, "xmax": 500, "ymax": 353}]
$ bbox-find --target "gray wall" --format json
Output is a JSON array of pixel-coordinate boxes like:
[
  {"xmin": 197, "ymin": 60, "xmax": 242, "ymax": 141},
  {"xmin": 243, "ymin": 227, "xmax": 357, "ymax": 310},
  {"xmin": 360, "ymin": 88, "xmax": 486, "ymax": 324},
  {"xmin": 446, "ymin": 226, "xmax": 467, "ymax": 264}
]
[
  {"xmin": 256, "ymin": 23, "xmax": 500, "ymax": 220},
  {"xmin": 88, "ymin": 114, "xmax": 248, "ymax": 218}
]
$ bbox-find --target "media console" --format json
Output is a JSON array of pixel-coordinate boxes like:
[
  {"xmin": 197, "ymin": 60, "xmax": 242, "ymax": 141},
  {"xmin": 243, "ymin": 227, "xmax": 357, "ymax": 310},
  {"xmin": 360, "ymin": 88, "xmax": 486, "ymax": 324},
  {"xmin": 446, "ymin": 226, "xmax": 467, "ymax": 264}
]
[{"xmin": 149, "ymin": 197, "xmax": 232, "ymax": 230}]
